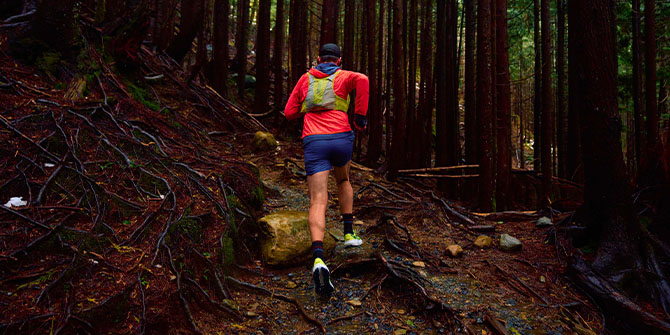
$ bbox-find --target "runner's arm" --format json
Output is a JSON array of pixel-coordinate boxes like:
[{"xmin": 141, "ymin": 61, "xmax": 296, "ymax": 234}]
[
  {"xmin": 343, "ymin": 72, "xmax": 369, "ymax": 116},
  {"xmin": 284, "ymin": 74, "xmax": 308, "ymax": 120}
]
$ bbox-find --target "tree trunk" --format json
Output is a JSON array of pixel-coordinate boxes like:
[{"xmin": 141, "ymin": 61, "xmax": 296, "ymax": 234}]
[
  {"xmin": 212, "ymin": 0, "xmax": 230, "ymax": 95},
  {"xmin": 476, "ymin": 0, "xmax": 494, "ymax": 211},
  {"xmin": 532, "ymin": 0, "xmax": 541, "ymax": 172},
  {"xmin": 366, "ymin": 0, "xmax": 382, "ymax": 166},
  {"xmin": 435, "ymin": 0, "xmax": 446, "ymax": 168},
  {"xmin": 389, "ymin": 0, "xmax": 407, "ymax": 176},
  {"xmin": 235, "ymin": 0, "xmax": 250, "ymax": 97},
  {"xmin": 571, "ymin": 0, "xmax": 670, "ymax": 328},
  {"xmin": 556, "ymin": 0, "xmax": 566, "ymax": 179},
  {"xmin": 192, "ymin": 0, "xmax": 211, "ymax": 81},
  {"xmin": 495, "ymin": 0, "xmax": 511, "ymax": 210},
  {"xmin": 320, "ymin": 0, "xmax": 338, "ymax": 45},
  {"xmin": 632, "ymin": 0, "xmax": 643, "ymax": 176},
  {"xmin": 540, "ymin": 0, "xmax": 553, "ymax": 207},
  {"xmin": 154, "ymin": 0, "xmax": 178, "ymax": 50},
  {"xmin": 447, "ymin": 0, "xmax": 459, "ymax": 168},
  {"xmin": 273, "ymin": 0, "xmax": 286, "ymax": 110},
  {"xmin": 406, "ymin": 0, "xmax": 418, "ymax": 167},
  {"xmin": 519, "ymin": 50, "xmax": 525, "ymax": 169},
  {"xmin": 643, "ymin": 0, "xmax": 659, "ymax": 183},
  {"xmin": 289, "ymin": 0, "xmax": 307, "ymax": 89},
  {"xmin": 417, "ymin": 0, "xmax": 433, "ymax": 168},
  {"xmin": 30, "ymin": 0, "xmax": 76, "ymax": 55},
  {"xmin": 464, "ymin": 0, "xmax": 477, "ymax": 164},
  {"xmin": 166, "ymin": 0, "xmax": 204, "ymax": 63},
  {"xmin": 254, "ymin": 0, "xmax": 271, "ymax": 114},
  {"xmin": 566, "ymin": 0, "xmax": 581, "ymax": 181},
  {"xmin": 385, "ymin": 0, "xmax": 393, "ymax": 155}
]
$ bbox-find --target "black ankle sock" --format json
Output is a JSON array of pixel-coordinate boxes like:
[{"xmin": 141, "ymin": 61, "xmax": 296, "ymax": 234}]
[
  {"xmin": 342, "ymin": 213, "xmax": 354, "ymax": 234},
  {"xmin": 311, "ymin": 241, "xmax": 324, "ymax": 261}
]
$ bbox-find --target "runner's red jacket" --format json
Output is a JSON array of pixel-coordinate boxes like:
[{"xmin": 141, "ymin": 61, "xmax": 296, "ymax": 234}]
[{"xmin": 284, "ymin": 67, "xmax": 369, "ymax": 138}]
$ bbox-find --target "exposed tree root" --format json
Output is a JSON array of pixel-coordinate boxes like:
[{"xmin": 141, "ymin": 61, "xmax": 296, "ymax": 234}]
[{"xmin": 568, "ymin": 256, "xmax": 670, "ymax": 335}]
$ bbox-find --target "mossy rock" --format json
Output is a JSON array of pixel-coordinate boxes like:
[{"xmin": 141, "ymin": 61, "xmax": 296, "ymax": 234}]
[
  {"xmin": 252, "ymin": 131, "xmax": 277, "ymax": 152},
  {"xmin": 258, "ymin": 211, "xmax": 335, "ymax": 267}
]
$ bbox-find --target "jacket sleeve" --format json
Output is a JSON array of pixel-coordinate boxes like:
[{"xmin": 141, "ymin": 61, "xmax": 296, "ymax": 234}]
[
  {"xmin": 284, "ymin": 74, "xmax": 308, "ymax": 120},
  {"xmin": 343, "ymin": 71, "xmax": 369, "ymax": 116}
]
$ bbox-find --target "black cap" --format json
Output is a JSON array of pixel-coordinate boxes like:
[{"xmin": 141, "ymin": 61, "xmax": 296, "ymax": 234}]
[{"xmin": 319, "ymin": 43, "xmax": 341, "ymax": 58}]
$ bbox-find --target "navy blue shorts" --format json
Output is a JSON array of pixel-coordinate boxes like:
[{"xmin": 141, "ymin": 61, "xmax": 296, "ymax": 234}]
[{"xmin": 303, "ymin": 131, "xmax": 355, "ymax": 176}]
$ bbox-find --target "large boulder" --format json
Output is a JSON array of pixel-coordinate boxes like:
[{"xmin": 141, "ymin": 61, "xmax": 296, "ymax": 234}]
[
  {"xmin": 258, "ymin": 211, "xmax": 336, "ymax": 267},
  {"xmin": 252, "ymin": 131, "xmax": 277, "ymax": 152}
]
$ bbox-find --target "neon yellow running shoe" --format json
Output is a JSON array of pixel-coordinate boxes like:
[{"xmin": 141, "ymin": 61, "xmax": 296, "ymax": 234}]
[
  {"xmin": 312, "ymin": 258, "xmax": 334, "ymax": 296},
  {"xmin": 344, "ymin": 232, "xmax": 363, "ymax": 247}
]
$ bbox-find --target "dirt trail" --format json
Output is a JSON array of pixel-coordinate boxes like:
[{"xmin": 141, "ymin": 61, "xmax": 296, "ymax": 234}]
[{"xmin": 208, "ymin": 141, "xmax": 603, "ymax": 335}]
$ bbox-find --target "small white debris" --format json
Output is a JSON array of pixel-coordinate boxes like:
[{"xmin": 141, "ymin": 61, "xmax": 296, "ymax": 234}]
[
  {"xmin": 89, "ymin": 259, "xmax": 99, "ymax": 265},
  {"xmin": 154, "ymin": 264, "xmax": 162, "ymax": 268},
  {"xmin": 159, "ymin": 194, "xmax": 165, "ymax": 199},
  {"xmin": 4, "ymin": 197, "xmax": 27, "ymax": 208},
  {"xmin": 44, "ymin": 163, "xmax": 55, "ymax": 168}
]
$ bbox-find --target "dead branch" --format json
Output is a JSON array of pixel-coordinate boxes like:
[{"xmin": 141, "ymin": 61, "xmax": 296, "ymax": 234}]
[
  {"xmin": 398, "ymin": 165, "xmax": 479, "ymax": 173},
  {"xmin": 429, "ymin": 191, "xmax": 476, "ymax": 225},
  {"xmin": 226, "ymin": 276, "xmax": 326, "ymax": 334}
]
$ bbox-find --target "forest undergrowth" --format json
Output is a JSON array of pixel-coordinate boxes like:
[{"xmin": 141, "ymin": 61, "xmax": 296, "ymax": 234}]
[{"xmin": 0, "ymin": 32, "xmax": 609, "ymax": 334}]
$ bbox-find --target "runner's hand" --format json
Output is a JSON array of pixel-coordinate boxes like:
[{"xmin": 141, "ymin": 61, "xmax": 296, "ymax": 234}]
[{"xmin": 354, "ymin": 114, "xmax": 367, "ymax": 133}]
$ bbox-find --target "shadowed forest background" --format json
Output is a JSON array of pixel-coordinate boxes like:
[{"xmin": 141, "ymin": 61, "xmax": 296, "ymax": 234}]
[{"xmin": 0, "ymin": 0, "xmax": 669, "ymax": 334}]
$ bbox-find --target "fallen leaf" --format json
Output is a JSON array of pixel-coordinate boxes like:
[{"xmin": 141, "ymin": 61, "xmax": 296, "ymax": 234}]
[
  {"xmin": 412, "ymin": 261, "xmax": 425, "ymax": 268},
  {"xmin": 347, "ymin": 299, "xmax": 362, "ymax": 307}
]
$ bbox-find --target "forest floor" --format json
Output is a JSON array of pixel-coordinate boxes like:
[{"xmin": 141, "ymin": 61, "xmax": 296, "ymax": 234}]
[
  {"xmin": 0, "ymin": 35, "xmax": 602, "ymax": 334},
  {"xmin": 212, "ymin": 141, "xmax": 603, "ymax": 335}
]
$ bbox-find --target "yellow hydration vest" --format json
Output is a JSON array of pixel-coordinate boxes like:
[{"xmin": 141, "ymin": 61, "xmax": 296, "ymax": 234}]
[{"xmin": 300, "ymin": 71, "xmax": 350, "ymax": 113}]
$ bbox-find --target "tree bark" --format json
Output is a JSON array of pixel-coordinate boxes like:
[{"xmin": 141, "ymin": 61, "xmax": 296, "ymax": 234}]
[
  {"xmin": 435, "ymin": 0, "xmax": 446, "ymax": 167},
  {"xmin": 273, "ymin": 0, "xmax": 286, "ymax": 110},
  {"xmin": 632, "ymin": 0, "xmax": 643, "ymax": 176},
  {"xmin": 417, "ymin": 0, "xmax": 433, "ymax": 168},
  {"xmin": 571, "ymin": 0, "xmax": 670, "ymax": 327},
  {"xmin": 495, "ymin": 0, "xmax": 511, "ymax": 210},
  {"xmin": 289, "ymin": 0, "xmax": 307, "ymax": 89},
  {"xmin": 320, "ymin": 0, "xmax": 338, "ymax": 45},
  {"xmin": 406, "ymin": 0, "xmax": 418, "ymax": 167},
  {"xmin": 540, "ymin": 0, "xmax": 553, "ymax": 207},
  {"xmin": 389, "ymin": 0, "xmax": 407, "ymax": 176},
  {"xmin": 166, "ymin": 0, "xmax": 204, "ymax": 63},
  {"xmin": 464, "ymin": 0, "xmax": 477, "ymax": 165},
  {"xmin": 235, "ymin": 0, "xmax": 250, "ymax": 97},
  {"xmin": 643, "ymin": 0, "xmax": 659, "ymax": 183},
  {"xmin": 30, "ymin": 0, "xmax": 76, "ymax": 55},
  {"xmin": 566, "ymin": 0, "xmax": 581, "ymax": 181},
  {"xmin": 254, "ymin": 0, "xmax": 271, "ymax": 114},
  {"xmin": 532, "ymin": 0, "xmax": 541, "ymax": 172},
  {"xmin": 385, "ymin": 0, "xmax": 393, "ymax": 155},
  {"xmin": 556, "ymin": 0, "xmax": 566, "ymax": 179},
  {"xmin": 476, "ymin": 0, "xmax": 494, "ymax": 211},
  {"xmin": 212, "ymin": 0, "xmax": 230, "ymax": 95},
  {"xmin": 366, "ymin": 0, "xmax": 382, "ymax": 166},
  {"xmin": 447, "ymin": 0, "xmax": 459, "ymax": 168},
  {"xmin": 154, "ymin": 0, "xmax": 178, "ymax": 50}
]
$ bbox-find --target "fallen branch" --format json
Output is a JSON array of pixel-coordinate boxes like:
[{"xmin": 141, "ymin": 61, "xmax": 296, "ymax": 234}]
[
  {"xmin": 569, "ymin": 256, "xmax": 670, "ymax": 335},
  {"xmin": 429, "ymin": 191, "xmax": 476, "ymax": 225},
  {"xmin": 226, "ymin": 276, "xmax": 326, "ymax": 334},
  {"xmin": 398, "ymin": 165, "xmax": 479, "ymax": 173}
]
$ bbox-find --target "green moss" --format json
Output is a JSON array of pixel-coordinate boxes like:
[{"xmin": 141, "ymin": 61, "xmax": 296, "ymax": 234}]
[
  {"xmin": 250, "ymin": 185, "xmax": 265, "ymax": 209},
  {"xmin": 124, "ymin": 80, "xmax": 160, "ymax": 111},
  {"xmin": 220, "ymin": 235, "xmax": 235, "ymax": 267},
  {"xmin": 171, "ymin": 217, "xmax": 203, "ymax": 243},
  {"xmin": 37, "ymin": 52, "xmax": 63, "ymax": 76}
]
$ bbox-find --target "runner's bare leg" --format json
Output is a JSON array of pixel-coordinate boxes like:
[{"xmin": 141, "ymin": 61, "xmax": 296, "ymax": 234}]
[
  {"xmin": 307, "ymin": 170, "xmax": 330, "ymax": 242},
  {"xmin": 333, "ymin": 162, "xmax": 353, "ymax": 215}
]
